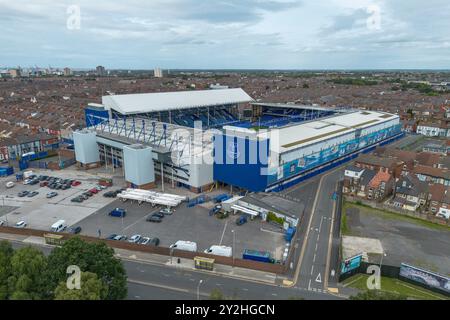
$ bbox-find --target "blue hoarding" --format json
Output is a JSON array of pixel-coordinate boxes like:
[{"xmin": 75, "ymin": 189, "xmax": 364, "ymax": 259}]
[
  {"xmin": 400, "ymin": 263, "xmax": 450, "ymax": 293},
  {"xmin": 340, "ymin": 254, "xmax": 363, "ymax": 274}
]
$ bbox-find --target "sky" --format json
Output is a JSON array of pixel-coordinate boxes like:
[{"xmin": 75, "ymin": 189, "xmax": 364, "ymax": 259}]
[{"xmin": 1, "ymin": 0, "xmax": 450, "ymax": 70}]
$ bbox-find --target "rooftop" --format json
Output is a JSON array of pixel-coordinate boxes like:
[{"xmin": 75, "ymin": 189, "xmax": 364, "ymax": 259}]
[{"xmin": 102, "ymin": 88, "xmax": 254, "ymax": 115}]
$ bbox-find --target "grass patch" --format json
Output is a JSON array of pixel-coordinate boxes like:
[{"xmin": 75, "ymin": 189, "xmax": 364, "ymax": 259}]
[
  {"xmin": 344, "ymin": 200, "xmax": 450, "ymax": 232},
  {"xmin": 343, "ymin": 274, "xmax": 448, "ymax": 300},
  {"xmin": 341, "ymin": 209, "xmax": 350, "ymax": 235}
]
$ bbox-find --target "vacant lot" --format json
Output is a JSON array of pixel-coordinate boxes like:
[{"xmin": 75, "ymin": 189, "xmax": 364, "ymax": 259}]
[
  {"xmin": 343, "ymin": 202, "xmax": 450, "ymax": 276},
  {"xmin": 343, "ymin": 274, "xmax": 448, "ymax": 300}
]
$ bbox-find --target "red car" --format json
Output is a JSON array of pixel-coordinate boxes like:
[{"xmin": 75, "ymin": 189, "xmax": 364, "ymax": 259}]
[
  {"xmin": 89, "ymin": 188, "xmax": 99, "ymax": 194},
  {"xmin": 71, "ymin": 180, "xmax": 81, "ymax": 186},
  {"xmin": 40, "ymin": 181, "xmax": 48, "ymax": 187}
]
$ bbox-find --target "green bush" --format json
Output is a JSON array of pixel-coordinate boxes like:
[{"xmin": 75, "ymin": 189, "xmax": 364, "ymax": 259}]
[{"xmin": 267, "ymin": 212, "xmax": 284, "ymax": 225}]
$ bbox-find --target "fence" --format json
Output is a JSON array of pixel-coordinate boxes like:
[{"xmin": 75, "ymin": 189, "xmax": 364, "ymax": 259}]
[{"xmin": 0, "ymin": 226, "xmax": 286, "ymax": 275}]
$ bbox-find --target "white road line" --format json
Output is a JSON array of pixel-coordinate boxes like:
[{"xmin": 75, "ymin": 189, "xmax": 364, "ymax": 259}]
[
  {"xmin": 310, "ymin": 265, "xmax": 314, "ymax": 275},
  {"xmin": 313, "ymin": 253, "xmax": 316, "ymax": 263},
  {"xmin": 219, "ymin": 220, "xmax": 228, "ymax": 245}
]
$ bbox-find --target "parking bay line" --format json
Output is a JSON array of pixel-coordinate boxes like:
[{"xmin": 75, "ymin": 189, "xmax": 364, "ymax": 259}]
[
  {"xmin": 219, "ymin": 220, "xmax": 228, "ymax": 245},
  {"xmin": 121, "ymin": 208, "xmax": 159, "ymax": 233}
]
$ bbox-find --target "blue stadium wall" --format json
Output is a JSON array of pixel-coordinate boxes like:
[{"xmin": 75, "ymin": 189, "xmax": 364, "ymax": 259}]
[
  {"xmin": 213, "ymin": 124, "xmax": 402, "ymax": 192},
  {"xmin": 85, "ymin": 107, "xmax": 109, "ymax": 127},
  {"xmin": 213, "ymin": 134, "xmax": 270, "ymax": 191}
]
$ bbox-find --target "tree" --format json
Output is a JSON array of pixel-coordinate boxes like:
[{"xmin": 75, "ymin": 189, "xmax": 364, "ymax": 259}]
[
  {"xmin": 0, "ymin": 241, "xmax": 14, "ymax": 299},
  {"xmin": 210, "ymin": 288, "xmax": 226, "ymax": 300},
  {"xmin": 54, "ymin": 271, "xmax": 107, "ymax": 300},
  {"xmin": 350, "ymin": 289, "xmax": 407, "ymax": 300},
  {"xmin": 8, "ymin": 246, "xmax": 48, "ymax": 300},
  {"xmin": 44, "ymin": 237, "xmax": 127, "ymax": 300}
]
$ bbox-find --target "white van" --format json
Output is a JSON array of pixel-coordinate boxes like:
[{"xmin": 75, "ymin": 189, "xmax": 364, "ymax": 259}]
[
  {"xmin": 23, "ymin": 170, "xmax": 34, "ymax": 179},
  {"xmin": 5, "ymin": 181, "xmax": 15, "ymax": 188},
  {"xmin": 204, "ymin": 245, "xmax": 232, "ymax": 257},
  {"xmin": 50, "ymin": 220, "xmax": 67, "ymax": 233},
  {"xmin": 170, "ymin": 240, "xmax": 198, "ymax": 252}
]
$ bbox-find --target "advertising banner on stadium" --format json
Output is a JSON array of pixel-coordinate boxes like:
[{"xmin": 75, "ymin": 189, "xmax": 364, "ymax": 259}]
[{"xmin": 399, "ymin": 263, "xmax": 450, "ymax": 293}]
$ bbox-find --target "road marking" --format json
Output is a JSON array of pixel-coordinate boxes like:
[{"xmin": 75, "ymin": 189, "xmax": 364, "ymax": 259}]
[
  {"xmin": 294, "ymin": 174, "xmax": 325, "ymax": 285},
  {"xmin": 242, "ymin": 288, "xmax": 249, "ymax": 291},
  {"xmin": 219, "ymin": 220, "xmax": 228, "ymax": 245},
  {"xmin": 324, "ymin": 180, "xmax": 338, "ymax": 290},
  {"xmin": 310, "ymin": 265, "xmax": 314, "ymax": 275},
  {"xmin": 128, "ymin": 279, "xmax": 190, "ymax": 293},
  {"xmin": 313, "ymin": 253, "xmax": 316, "ymax": 262},
  {"xmin": 315, "ymin": 273, "xmax": 322, "ymax": 283}
]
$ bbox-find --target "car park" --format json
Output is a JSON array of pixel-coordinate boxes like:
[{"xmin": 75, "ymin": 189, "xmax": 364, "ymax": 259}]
[
  {"xmin": 69, "ymin": 226, "xmax": 82, "ymax": 234},
  {"xmin": 46, "ymin": 191, "xmax": 58, "ymax": 198},
  {"xmin": 15, "ymin": 221, "xmax": 27, "ymax": 228},
  {"xmin": 128, "ymin": 234, "xmax": 142, "ymax": 243},
  {"xmin": 18, "ymin": 191, "xmax": 29, "ymax": 197},
  {"xmin": 146, "ymin": 215, "xmax": 162, "ymax": 223},
  {"xmin": 27, "ymin": 191, "xmax": 39, "ymax": 197}
]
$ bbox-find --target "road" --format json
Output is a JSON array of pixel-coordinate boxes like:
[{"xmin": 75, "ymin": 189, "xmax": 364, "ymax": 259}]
[
  {"xmin": 283, "ymin": 168, "xmax": 343, "ymax": 294},
  {"xmin": 8, "ymin": 241, "xmax": 342, "ymax": 300}
]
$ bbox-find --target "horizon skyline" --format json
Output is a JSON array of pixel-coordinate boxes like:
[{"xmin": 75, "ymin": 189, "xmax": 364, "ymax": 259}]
[{"xmin": 1, "ymin": 1, "xmax": 450, "ymax": 70}]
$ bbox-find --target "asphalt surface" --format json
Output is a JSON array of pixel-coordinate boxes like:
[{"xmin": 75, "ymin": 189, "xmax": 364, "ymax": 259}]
[{"xmin": 298, "ymin": 170, "xmax": 341, "ymax": 292}]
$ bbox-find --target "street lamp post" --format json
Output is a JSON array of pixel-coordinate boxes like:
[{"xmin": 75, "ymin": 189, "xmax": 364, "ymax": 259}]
[
  {"xmin": 379, "ymin": 251, "xmax": 387, "ymax": 272},
  {"xmin": 197, "ymin": 280, "xmax": 203, "ymax": 300},
  {"xmin": 231, "ymin": 229, "xmax": 236, "ymax": 266}
]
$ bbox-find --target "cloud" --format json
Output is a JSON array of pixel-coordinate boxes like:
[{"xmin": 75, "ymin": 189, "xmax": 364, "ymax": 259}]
[{"xmin": 0, "ymin": 0, "xmax": 449, "ymax": 69}]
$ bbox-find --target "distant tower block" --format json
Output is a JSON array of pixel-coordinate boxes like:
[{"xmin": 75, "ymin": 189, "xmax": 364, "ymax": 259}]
[
  {"xmin": 73, "ymin": 129, "xmax": 101, "ymax": 169},
  {"xmin": 123, "ymin": 144, "xmax": 155, "ymax": 189}
]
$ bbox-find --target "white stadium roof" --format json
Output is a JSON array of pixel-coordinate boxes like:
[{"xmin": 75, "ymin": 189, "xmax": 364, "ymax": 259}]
[
  {"xmin": 102, "ymin": 88, "xmax": 254, "ymax": 115},
  {"xmin": 255, "ymin": 110, "xmax": 399, "ymax": 153}
]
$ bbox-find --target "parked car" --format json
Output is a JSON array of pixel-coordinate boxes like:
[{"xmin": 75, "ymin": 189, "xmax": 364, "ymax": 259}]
[
  {"xmin": 236, "ymin": 215, "xmax": 248, "ymax": 226},
  {"xmin": 5, "ymin": 181, "xmax": 15, "ymax": 189},
  {"xmin": 14, "ymin": 220, "xmax": 27, "ymax": 228},
  {"xmin": 84, "ymin": 191, "xmax": 93, "ymax": 197},
  {"xmin": 139, "ymin": 237, "xmax": 151, "ymax": 245},
  {"xmin": 159, "ymin": 208, "xmax": 173, "ymax": 215},
  {"xmin": 40, "ymin": 181, "xmax": 49, "ymax": 187},
  {"xmin": 128, "ymin": 234, "xmax": 142, "ymax": 243},
  {"xmin": 29, "ymin": 179, "xmax": 40, "ymax": 185},
  {"xmin": 46, "ymin": 191, "xmax": 58, "ymax": 199},
  {"xmin": 89, "ymin": 188, "xmax": 99, "ymax": 194},
  {"xmin": 23, "ymin": 179, "xmax": 33, "ymax": 185},
  {"xmin": 146, "ymin": 215, "xmax": 162, "ymax": 223},
  {"xmin": 71, "ymin": 197, "xmax": 83, "ymax": 203},
  {"xmin": 106, "ymin": 234, "xmax": 118, "ymax": 240},
  {"xmin": 27, "ymin": 191, "xmax": 39, "ymax": 197},
  {"xmin": 71, "ymin": 180, "xmax": 81, "ymax": 186},
  {"xmin": 149, "ymin": 237, "xmax": 160, "ymax": 246},
  {"xmin": 103, "ymin": 191, "xmax": 117, "ymax": 198},
  {"xmin": 68, "ymin": 226, "xmax": 82, "ymax": 234},
  {"xmin": 113, "ymin": 235, "xmax": 127, "ymax": 241},
  {"xmin": 152, "ymin": 212, "xmax": 164, "ymax": 219},
  {"xmin": 109, "ymin": 208, "xmax": 126, "ymax": 218},
  {"xmin": 18, "ymin": 191, "xmax": 29, "ymax": 197},
  {"xmin": 0, "ymin": 220, "xmax": 5, "ymax": 226}
]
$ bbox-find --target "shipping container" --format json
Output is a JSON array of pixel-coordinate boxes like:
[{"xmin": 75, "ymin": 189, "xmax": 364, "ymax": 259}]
[
  {"xmin": 242, "ymin": 249, "xmax": 272, "ymax": 263},
  {"xmin": 0, "ymin": 166, "xmax": 14, "ymax": 177}
]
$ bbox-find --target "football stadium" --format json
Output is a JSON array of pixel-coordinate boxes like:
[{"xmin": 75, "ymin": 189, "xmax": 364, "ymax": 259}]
[{"xmin": 74, "ymin": 88, "xmax": 403, "ymax": 193}]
